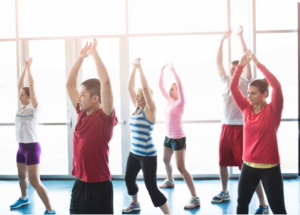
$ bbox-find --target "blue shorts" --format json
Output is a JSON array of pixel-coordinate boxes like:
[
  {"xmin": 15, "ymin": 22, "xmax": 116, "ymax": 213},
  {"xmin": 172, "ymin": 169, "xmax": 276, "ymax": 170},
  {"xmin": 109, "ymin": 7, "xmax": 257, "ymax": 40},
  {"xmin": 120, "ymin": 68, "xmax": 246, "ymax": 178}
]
[{"xmin": 163, "ymin": 136, "xmax": 186, "ymax": 151}]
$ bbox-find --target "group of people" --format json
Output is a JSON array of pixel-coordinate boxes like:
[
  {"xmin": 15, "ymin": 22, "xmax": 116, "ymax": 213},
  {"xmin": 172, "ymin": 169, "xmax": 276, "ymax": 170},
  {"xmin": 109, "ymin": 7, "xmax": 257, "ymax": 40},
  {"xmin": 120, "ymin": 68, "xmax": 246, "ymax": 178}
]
[{"xmin": 10, "ymin": 26, "xmax": 287, "ymax": 214}]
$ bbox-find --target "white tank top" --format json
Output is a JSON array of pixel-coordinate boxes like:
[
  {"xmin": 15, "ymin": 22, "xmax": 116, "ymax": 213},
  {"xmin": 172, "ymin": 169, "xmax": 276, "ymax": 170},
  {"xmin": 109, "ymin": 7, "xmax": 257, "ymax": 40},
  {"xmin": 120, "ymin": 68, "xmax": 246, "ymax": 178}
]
[{"xmin": 15, "ymin": 103, "xmax": 39, "ymax": 143}]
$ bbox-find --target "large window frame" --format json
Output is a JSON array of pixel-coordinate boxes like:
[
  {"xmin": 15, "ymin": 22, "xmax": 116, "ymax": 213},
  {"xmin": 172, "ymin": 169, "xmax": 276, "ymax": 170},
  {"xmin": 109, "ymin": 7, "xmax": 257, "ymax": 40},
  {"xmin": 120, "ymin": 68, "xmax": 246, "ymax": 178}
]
[{"xmin": 0, "ymin": 0, "xmax": 298, "ymax": 179}]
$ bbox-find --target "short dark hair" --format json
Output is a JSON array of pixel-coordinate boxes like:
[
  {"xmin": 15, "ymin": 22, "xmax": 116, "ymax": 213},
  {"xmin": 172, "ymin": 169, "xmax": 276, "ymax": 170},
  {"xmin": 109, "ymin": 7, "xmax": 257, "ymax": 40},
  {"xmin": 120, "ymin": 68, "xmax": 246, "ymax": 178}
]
[
  {"xmin": 81, "ymin": 78, "xmax": 101, "ymax": 103},
  {"xmin": 231, "ymin": 60, "xmax": 239, "ymax": 65},
  {"xmin": 22, "ymin": 87, "xmax": 30, "ymax": 97},
  {"xmin": 250, "ymin": 78, "xmax": 269, "ymax": 97}
]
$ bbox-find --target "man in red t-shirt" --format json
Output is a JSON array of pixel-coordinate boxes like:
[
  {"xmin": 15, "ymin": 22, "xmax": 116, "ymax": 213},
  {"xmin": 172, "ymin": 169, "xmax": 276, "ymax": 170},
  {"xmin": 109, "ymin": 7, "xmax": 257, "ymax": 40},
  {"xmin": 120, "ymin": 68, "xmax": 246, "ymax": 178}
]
[{"xmin": 66, "ymin": 39, "xmax": 118, "ymax": 214}]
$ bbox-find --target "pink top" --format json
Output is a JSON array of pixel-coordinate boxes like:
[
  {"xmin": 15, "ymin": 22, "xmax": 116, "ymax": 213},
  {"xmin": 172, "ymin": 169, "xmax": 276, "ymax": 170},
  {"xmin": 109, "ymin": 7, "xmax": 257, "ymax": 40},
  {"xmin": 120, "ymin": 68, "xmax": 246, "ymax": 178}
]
[
  {"xmin": 229, "ymin": 63, "xmax": 283, "ymax": 164},
  {"xmin": 159, "ymin": 68, "xmax": 185, "ymax": 139}
]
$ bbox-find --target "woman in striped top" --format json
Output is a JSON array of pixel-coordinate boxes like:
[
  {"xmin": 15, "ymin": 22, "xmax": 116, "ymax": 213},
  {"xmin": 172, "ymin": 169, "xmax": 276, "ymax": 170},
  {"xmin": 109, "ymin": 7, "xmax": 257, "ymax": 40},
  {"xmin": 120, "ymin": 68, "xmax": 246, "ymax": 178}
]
[
  {"xmin": 229, "ymin": 51, "xmax": 286, "ymax": 214},
  {"xmin": 122, "ymin": 58, "xmax": 170, "ymax": 214}
]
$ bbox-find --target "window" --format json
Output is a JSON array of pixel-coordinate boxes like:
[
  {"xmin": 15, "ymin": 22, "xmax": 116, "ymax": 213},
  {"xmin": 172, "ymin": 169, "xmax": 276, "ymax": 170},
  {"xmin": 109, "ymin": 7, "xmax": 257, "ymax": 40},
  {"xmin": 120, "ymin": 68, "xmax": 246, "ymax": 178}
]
[
  {"xmin": 256, "ymin": 0, "xmax": 297, "ymax": 31},
  {"xmin": 28, "ymin": 40, "xmax": 68, "ymax": 174},
  {"xmin": 129, "ymin": 0, "xmax": 227, "ymax": 34},
  {"xmin": 0, "ymin": 0, "xmax": 15, "ymax": 38},
  {"xmin": 18, "ymin": 0, "xmax": 125, "ymax": 38},
  {"xmin": 256, "ymin": 33, "xmax": 298, "ymax": 119}
]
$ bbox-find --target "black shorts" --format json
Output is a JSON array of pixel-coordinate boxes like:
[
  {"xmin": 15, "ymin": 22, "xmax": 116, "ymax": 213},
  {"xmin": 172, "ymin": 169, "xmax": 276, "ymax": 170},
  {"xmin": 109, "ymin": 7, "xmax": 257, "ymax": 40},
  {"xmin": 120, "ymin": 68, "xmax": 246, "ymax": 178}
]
[
  {"xmin": 70, "ymin": 179, "xmax": 113, "ymax": 214},
  {"xmin": 163, "ymin": 136, "xmax": 186, "ymax": 151}
]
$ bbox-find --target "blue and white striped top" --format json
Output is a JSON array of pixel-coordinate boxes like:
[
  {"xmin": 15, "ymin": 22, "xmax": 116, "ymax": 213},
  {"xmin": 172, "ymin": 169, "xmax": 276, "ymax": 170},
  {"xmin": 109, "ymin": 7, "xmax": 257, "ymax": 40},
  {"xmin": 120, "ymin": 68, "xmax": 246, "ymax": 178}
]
[{"xmin": 129, "ymin": 108, "xmax": 157, "ymax": 156}]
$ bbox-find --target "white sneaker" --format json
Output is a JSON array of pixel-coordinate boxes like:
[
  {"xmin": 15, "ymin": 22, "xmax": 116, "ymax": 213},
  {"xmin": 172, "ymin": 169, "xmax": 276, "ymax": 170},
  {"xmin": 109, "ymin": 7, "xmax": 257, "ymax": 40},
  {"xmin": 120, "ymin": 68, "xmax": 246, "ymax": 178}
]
[
  {"xmin": 159, "ymin": 179, "xmax": 175, "ymax": 188},
  {"xmin": 184, "ymin": 196, "xmax": 200, "ymax": 209},
  {"xmin": 122, "ymin": 202, "xmax": 141, "ymax": 213}
]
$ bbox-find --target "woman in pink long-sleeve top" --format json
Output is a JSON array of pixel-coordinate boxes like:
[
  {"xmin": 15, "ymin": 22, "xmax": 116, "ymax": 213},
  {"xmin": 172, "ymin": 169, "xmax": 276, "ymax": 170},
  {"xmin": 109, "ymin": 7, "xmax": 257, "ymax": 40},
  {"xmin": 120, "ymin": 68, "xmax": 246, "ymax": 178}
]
[
  {"xmin": 158, "ymin": 63, "xmax": 200, "ymax": 209},
  {"xmin": 229, "ymin": 51, "xmax": 286, "ymax": 214}
]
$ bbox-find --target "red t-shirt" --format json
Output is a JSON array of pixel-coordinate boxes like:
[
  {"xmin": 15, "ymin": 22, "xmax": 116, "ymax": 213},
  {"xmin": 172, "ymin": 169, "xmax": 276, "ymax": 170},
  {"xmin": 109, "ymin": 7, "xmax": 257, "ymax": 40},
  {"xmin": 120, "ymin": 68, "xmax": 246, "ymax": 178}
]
[
  {"xmin": 230, "ymin": 63, "xmax": 283, "ymax": 164},
  {"xmin": 72, "ymin": 104, "xmax": 118, "ymax": 182}
]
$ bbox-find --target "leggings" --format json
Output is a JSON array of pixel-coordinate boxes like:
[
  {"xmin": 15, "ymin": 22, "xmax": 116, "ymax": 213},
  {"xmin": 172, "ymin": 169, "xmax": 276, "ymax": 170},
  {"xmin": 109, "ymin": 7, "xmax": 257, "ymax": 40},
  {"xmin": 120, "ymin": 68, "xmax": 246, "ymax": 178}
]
[
  {"xmin": 125, "ymin": 152, "xmax": 167, "ymax": 207},
  {"xmin": 237, "ymin": 163, "xmax": 287, "ymax": 214}
]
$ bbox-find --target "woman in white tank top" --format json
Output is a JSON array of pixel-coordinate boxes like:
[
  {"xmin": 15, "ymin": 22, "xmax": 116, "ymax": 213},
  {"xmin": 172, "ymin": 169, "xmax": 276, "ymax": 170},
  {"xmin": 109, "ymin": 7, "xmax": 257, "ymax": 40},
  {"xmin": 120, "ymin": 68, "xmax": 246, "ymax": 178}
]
[{"xmin": 10, "ymin": 58, "xmax": 55, "ymax": 214}]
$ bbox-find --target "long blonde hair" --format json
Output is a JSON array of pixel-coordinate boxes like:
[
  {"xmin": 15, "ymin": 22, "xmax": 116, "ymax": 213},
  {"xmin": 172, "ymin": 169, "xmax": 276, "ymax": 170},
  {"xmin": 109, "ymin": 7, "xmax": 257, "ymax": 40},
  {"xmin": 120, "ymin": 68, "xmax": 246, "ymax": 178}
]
[{"xmin": 137, "ymin": 88, "xmax": 153, "ymax": 101}]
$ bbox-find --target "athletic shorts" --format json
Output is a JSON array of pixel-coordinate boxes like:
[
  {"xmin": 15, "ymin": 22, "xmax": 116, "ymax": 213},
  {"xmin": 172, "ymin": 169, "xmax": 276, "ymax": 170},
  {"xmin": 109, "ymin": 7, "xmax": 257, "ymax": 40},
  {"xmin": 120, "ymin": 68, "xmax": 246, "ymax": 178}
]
[
  {"xmin": 16, "ymin": 142, "xmax": 41, "ymax": 165},
  {"xmin": 70, "ymin": 179, "xmax": 113, "ymax": 214},
  {"xmin": 219, "ymin": 124, "xmax": 243, "ymax": 170},
  {"xmin": 164, "ymin": 136, "xmax": 186, "ymax": 151}
]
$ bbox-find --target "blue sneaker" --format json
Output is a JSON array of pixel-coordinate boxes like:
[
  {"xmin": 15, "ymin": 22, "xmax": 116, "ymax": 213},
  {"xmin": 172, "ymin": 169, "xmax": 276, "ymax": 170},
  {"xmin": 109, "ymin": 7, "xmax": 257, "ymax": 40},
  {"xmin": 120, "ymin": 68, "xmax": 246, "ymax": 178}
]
[
  {"xmin": 44, "ymin": 210, "xmax": 56, "ymax": 214},
  {"xmin": 255, "ymin": 205, "xmax": 269, "ymax": 214},
  {"xmin": 10, "ymin": 197, "xmax": 30, "ymax": 209}
]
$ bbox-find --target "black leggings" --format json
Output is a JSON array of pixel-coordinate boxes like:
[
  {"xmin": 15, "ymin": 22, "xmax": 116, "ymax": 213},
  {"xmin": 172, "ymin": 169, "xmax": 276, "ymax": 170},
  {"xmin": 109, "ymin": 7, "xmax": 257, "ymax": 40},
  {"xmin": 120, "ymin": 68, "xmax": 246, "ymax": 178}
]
[
  {"xmin": 125, "ymin": 152, "xmax": 167, "ymax": 207},
  {"xmin": 237, "ymin": 163, "xmax": 287, "ymax": 214}
]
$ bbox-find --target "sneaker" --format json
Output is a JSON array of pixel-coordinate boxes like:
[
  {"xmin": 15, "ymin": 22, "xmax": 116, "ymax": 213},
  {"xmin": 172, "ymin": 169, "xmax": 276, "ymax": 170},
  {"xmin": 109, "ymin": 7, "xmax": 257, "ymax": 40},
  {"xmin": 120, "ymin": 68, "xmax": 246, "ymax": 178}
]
[
  {"xmin": 211, "ymin": 191, "xmax": 230, "ymax": 203},
  {"xmin": 184, "ymin": 196, "xmax": 200, "ymax": 209},
  {"xmin": 10, "ymin": 197, "xmax": 30, "ymax": 209},
  {"xmin": 44, "ymin": 210, "xmax": 56, "ymax": 214},
  {"xmin": 255, "ymin": 205, "xmax": 269, "ymax": 214},
  {"xmin": 122, "ymin": 202, "xmax": 141, "ymax": 213},
  {"xmin": 159, "ymin": 179, "xmax": 175, "ymax": 188}
]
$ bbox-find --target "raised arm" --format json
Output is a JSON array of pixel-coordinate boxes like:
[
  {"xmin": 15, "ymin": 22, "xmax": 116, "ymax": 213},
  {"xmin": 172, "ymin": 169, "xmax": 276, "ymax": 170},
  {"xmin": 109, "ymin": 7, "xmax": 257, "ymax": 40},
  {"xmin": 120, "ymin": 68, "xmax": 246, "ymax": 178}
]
[
  {"xmin": 134, "ymin": 59, "xmax": 156, "ymax": 112},
  {"xmin": 236, "ymin": 26, "xmax": 252, "ymax": 80},
  {"xmin": 128, "ymin": 63, "xmax": 137, "ymax": 107},
  {"xmin": 25, "ymin": 58, "xmax": 38, "ymax": 108},
  {"xmin": 66, "ymin": 42, "xmax": 91, "ymax": 109},
  {"xmin": 18, "ymin": 65, "xmax": 27, "ymax": 97},
  {"xmin": 159, "ymin": 64, "xmax": 170, "ymax": 101},
  {"xmin": 229, "ymin": 51, "xmax": 252, "ymax": 111},
  {"xmin": 216, "ymin": 29, "xmax": 232, "ymax": 77},
  {"xmin": 250, "ymin": 53, "xmax": 283, "ymax": 114},
  {"xmin": 89, "ymin": 39, "xmax": 114, "ymax": 116},
  {"xmin": 170, "ymin": 64, "xmax": 185, "ymax": 104}
]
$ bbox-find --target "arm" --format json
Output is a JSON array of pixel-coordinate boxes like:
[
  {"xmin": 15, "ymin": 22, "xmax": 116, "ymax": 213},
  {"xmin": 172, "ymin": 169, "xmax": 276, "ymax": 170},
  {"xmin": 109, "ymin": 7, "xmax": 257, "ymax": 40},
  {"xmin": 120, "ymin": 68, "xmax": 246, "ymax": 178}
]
[
  {"xmin": 89, "ymin": 39, "xmax": 114, "ymax": 116},
  {"xmin": 26, "ymin": 58, "xmax": 38, "ymax": 108},
  {"xmin": 18, "ymin": 65, "xmax": 27, "ymax": 97},
  {"xmin": 251, "ymin": 53, "xmax": 283, "ymax": 114},
  {"xmin": 229, "ymin": 51, "xmax": 252, "ymax": 111},
  {"xmin": 128, "ymin": 65, "xmax": 137, "ymax": 107},
  {"xmin": 159, "ymin": 64, "xmax": 170, "ymax": 101},
  {"xmin": 135, "ymin": 59, "xmax": 156, "ymax": 112},
  {"xmin": 170, "ymin": 64, "xmax": 185, "ymax": 104},
  {"xmin": 216, "ymin": 29, "xmax": 232, "ymax": 77},
  {"xmin": 237, "ymin": 26, "xmax": 252, "ymax": 80},
  {"xmin": 66, "ymin": 42, "xmax": 91, "ymax": 109}
]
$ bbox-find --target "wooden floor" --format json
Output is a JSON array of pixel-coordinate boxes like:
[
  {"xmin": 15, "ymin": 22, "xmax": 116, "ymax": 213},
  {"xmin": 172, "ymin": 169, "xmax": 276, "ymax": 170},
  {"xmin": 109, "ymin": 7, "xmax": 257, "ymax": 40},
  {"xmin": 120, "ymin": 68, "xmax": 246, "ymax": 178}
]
[{"xmin": 1, "ymin": 178, "xmax": 299, "ymax": 214}]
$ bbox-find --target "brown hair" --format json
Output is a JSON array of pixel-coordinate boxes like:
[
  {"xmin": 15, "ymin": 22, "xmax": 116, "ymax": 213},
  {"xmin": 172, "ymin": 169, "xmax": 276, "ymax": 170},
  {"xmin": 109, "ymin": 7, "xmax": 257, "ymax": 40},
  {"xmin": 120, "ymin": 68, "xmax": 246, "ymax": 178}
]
[
  {"xmin": 250, "ymin": 78, "xmax": 269, "ymax": 97},
  {"xmin": 22, "ymin": 87, "xmax": 30, "ymax": 97},
  {"xmin": 231, "ymin": 60, "xmax": 239, "ymax": 65}
]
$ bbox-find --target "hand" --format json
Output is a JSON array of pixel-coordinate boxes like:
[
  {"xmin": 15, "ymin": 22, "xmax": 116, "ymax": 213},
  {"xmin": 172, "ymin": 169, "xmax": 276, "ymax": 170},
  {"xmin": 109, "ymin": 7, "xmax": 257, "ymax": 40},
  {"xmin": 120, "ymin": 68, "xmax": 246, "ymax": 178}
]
[
  {"xmin": 167, "ymin": 62, "xmax": 174, "ymax": 70},
  {"xmin": 236, "ymin": 25, "xmax": 243, "ymax": 36},
  {"xmin": 88, "ymin": 38, "xmax": 98, "ymax": 56},
  {"xmin": 222, "ymin": 28, "xmax": 233, "ymax": 41},
  {"xmin": 161, "ymin": 63, "xmax": 168, "ymax": 71},
  {"xmin": 132, "ymin": 58, "xmax": 141, "ymax": 70},
  {"xmin": 79, "ymin": 41, "xmax": 92, "ymax": 59},
  {"xmin": 25, "ymin": 57, "xmax": 33, "ymax": 68},
  {"xmin": 249, "ymin": 52, "xmax": 260, "ymax": 65},
  {"xmin": 239, "ymin": 50, "xmax": 252, "ymax": 67}
]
